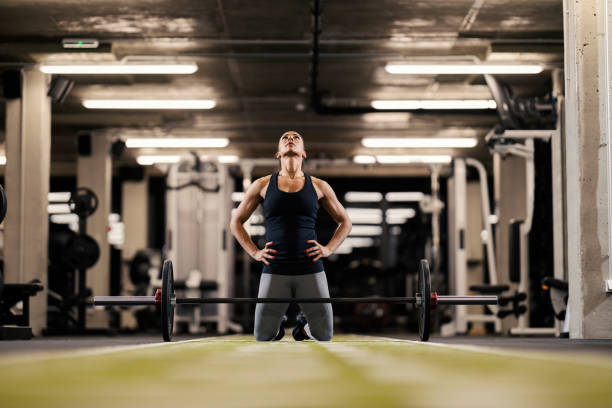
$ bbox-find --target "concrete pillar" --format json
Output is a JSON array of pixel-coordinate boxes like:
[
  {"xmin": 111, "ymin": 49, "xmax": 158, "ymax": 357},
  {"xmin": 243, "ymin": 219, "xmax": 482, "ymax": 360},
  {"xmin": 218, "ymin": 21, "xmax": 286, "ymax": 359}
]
[
  {"xmin": 495, "ymin": 155, "xmax": 526, "ymax": 331},
  {"xmin": 4, "ymin": 69, "xmax": 51, "ymax": 335},
  {"xmin": 77, "ymin": 131, "xmax": 111, "ymax": 328},
  {"xmin": 563, "ymin": 0, "xmax": 612, "ymax": 338},
  {"xmin": 120, "ymin": 175, "xmax": 149, "ymax": 328}
]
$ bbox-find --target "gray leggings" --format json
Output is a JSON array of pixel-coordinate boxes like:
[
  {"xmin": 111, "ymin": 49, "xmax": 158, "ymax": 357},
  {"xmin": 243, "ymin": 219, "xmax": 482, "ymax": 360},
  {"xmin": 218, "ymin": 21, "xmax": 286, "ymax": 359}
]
[{"xmin": 254, "ymin": 271, "xmax": 333, "ymax": 341}]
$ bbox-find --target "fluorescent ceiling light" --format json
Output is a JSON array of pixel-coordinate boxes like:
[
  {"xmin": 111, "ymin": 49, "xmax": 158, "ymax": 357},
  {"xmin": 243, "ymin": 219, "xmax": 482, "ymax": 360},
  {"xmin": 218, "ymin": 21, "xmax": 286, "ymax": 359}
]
[
  {"xmin": 217, "ymin": 155, "xmax": 239, "ymax": 164},
  {"xmin": 200, "ymin": 155, "xmax": 239, "ymax": 163},
  {"xmin": 83, "ymin": 99, "xmax": 215, "ymax": 110},
  {"xmin": 231, "ymin": 192, "xmax": 245, "ymax": 202},
  {"xmin": 347, "ymin": 215, "xmax": 383, "ymax": 224},
  {"xmin": 387, "ymin": 208, "xmax": 416, "ymax": 224},
  {"xmin": 48, "ymin": 204, "xmax": 71, "ymax": 214},
  {"xmin": 344, "ymin": 237, "xmax": 375, "ymax": 248},
  {"xmin": 50, "ymin": 214, "xmax": 79, "ymax": 224},
  {"xmin": 362, "ymin": 137, "xmax": 478, "ymax": 148},
  {"xmin": 386, "ymin": 217, "xmax": 411, "ymax": 225},
  {"xmin": 371, "ymin": 100, "xmax": 496, "ymax": 110},
  {"xmin": 349, "ymin": 225, "xmax": 383, "ymax": 236},
  {"xmin": 0, "ymin": 156, "xmax": 5, "ymax": 165},
  {"xmin": 136, "ymin": 155, "xmax": 181, "ymax": 165},
  {"xmin": 385, "ymin": 192, "xmax": 425, "ymax": 202},
  {"xmin": 41, "ymin": 62, "xmax": 198, "ymax": 75},
  {"xmin": 346, "ymin": 208, "xmax": 383, "ymax": 224},
  {"xmin": 376, "ymin": 155, "xmax": 452, "ymax": 164},
  {"xmin": 248, "ymin": 225, "xmax": 266, "ymax": 236},
  {"xmin": 229, "ymin": 209, "xmax": 264, "ymax": 225},
  {"xmin": 346, "ymin": 208, "xmax": 383, "ymax": 216},
  {"xmin": 249, "ymin": 214, "xmax": 265, "ymax": 224},
  {"xmin": 344, "ymin": 192, "xmax": 383, "ymax": 202},
  {"xmin": 334, "ymin": 244, "xmax": 354, "ymax": 255},
  {"xmin": 61, "ymin": 39, "xmax": 100, "ymax": 49},
  {"xmin": 385, "ymin": 63, "xmax": 543, "ymax": 75},
  {"xmin": 353, "ymin": 154, "xmax": 452, "ymax": 164},
  {"xmin": 126, "ymin": 138, "xmax": 228, "ymax": 148},
  {"xmin": 353, "ymin": 155, "xmax": 376, "ymax": 164},
  {"xmin": 387, "ymin": 208, "xmax": 417, "ymax": 218},
  {"xmin": 48, "ymin": 192, "xmax": 71, "ymax": 202}
]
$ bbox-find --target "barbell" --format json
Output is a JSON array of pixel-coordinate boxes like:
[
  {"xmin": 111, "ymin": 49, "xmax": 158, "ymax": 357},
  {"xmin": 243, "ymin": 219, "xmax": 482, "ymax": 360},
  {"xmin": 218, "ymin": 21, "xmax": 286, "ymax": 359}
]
[{"xmin": 94, "ymin": 260, "xmax": 497, "ymax": 342}]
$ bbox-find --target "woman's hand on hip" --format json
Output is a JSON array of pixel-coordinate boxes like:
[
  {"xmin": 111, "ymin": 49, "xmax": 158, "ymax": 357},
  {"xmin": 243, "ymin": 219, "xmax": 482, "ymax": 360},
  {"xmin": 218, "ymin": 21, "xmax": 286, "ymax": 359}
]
[
  {"xmin": 254, "ymin": 241, "xmax": 278, "ymax": 266},
  {"xmin": 305, "ymin": 240, "xmax": 331, "ymax": 262}
]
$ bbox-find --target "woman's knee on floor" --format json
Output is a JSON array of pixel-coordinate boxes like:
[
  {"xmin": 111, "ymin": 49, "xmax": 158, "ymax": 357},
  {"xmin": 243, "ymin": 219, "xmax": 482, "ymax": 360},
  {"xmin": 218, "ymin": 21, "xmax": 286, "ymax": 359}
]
[
  {"xmin": 308, "ymin": 317, "xmax": 333, "ymax": 341},
  {"xmin": 254, "ymin": 319, "xmax": 279, "ymax": 341}
]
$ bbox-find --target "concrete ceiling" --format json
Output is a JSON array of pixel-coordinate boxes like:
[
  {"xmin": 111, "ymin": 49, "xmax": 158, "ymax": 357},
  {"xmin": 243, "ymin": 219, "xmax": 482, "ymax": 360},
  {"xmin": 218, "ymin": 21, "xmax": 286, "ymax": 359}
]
[{"xmin": 0, "ymin": 0, "xmax": 564, "ymax": 175}]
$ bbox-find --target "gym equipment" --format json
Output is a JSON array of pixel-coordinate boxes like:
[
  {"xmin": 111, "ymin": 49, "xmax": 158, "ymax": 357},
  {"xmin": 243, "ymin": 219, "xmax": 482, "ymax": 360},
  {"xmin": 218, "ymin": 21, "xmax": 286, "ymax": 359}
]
[
  {"xmin": 65, "ymin": 234, "xmax": 100, "ymax": 270},
  {"xmin": 166, "ymin": 157, "xmax": 238, "ymax": 335},
  {"xmin": 68, "ymin": 187, "xmax": 98, "ymax": 217},
  {"xmin": 46, "ymin": 187, "xmax": 101, "ymax": 335},
  {"xmin": 94, "ymin": 259, "xmax": 498, "ymax": 342},
  {"xmin": 417, "ymin": 260, "xmax": 431, "ymax": 341},
  {"xmin": 541, "ymin": 277, "xmax": 568, "ymax": 321},
  {"xmin": 484, "ymin": 70, "xmax": 565, "ymax": 336},
  {"xmin": 445, "ymin": 158, "xmax": 503, "ymax": 336},
  {"xmin": 129, "ymin": 250, "xmax": 153, "ymax": 286},
  {"xmin": 0, "ymin": 278, "xmax": 44, "ymax": 340}
]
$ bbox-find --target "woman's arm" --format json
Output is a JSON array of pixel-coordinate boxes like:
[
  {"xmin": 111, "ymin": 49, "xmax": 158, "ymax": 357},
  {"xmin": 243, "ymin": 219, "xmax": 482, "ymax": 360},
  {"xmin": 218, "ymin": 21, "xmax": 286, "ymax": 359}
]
[
  {"xmin": 306, "ymin": 179, "xmax": 352, "ymax": 261},
  {"xmin": 229, "ymin": 177, "xmax": 277, "ymax": 265}
]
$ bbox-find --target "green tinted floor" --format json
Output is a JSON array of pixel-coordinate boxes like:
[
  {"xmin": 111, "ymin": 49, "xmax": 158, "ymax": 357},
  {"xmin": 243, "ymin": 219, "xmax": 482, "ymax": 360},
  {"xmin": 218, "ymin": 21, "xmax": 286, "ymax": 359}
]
[{"xmin": 1, "ymin": 335, "xmax": 611, "ymax": 408}]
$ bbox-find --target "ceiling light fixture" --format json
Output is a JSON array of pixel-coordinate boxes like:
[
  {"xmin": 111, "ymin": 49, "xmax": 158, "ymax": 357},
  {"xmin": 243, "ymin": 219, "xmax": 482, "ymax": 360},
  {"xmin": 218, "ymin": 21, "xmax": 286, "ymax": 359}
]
[
  {"xmin": 126, "ymin": 138, "xmax": 228, "ymax": 148},
  {"xmin": 376, "ymin": 155, "xmax": 452, "ymax": 164},
  {"xmin": 362, "ymin": 137, "xmax": 478, "ymax": 148},
  {"xmin": 371, "ymin": 100, "xmax": 496, "ymax": 110},
  {"xmin": 136, "ymin": 155, "xmax": 181, "ymax": 165},
  {"xmin": 41, "ymin": 62, "xmax": 198, "ymax": 75},
  {"xmin": 83, "ymin": 99, "xmax": 216, "ymax": 110},
  {"xmin": 217, "ymin": 155, "xmax": 240, "ymax": 163},
  {"xmin": 353, "ymin": 155, "xmax": 377, "ymax": 164},
  {"xmin": 61, "ymin": 39, "xmax": 100, "ymax": 49},
  {"xmin": 385, "ymin": 192, "xmax": 425, "ymax": 202},
  {"xmin": 353, "ymin": 155, "xmax": 452, "ymax": 164},
  {"xmin": 386, "ymin": 208, "xmax": 417, "ymax": 218},
  {"xmin": 344, "ymin": 192, "xmax": 383, "ymax": 202},
  {"xmin": 346, "ymin": 208, "xmax": 384, "ymax": 224},
  {"xmin": 48, "ymin": 204, "xmax": 71, "ymax": 214},
  {"xmin": 48, "ymin": 192, "xmax": 71, "ymax": 202},
  {"xmin": 231, "ymin": 192, "xmax": 245, "ymax": 202},
  {"xmin": 349, "ymin": 225, "xmax": 383, "ymax": 236},
  {"xmin": 385, "ymin": 63, "xmax": 543, "ymax": 75}
]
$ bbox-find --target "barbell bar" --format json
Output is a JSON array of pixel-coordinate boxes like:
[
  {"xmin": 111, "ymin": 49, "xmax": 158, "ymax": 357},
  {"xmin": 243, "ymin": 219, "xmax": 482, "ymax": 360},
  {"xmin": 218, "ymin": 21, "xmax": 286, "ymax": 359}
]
[
  {"xmin": 93, "ymin": 296, "xmax": 496, "ymax": 306},
  {"xmin": 93, "ymin": 259, "xmax": 498, "ymax": 342}
]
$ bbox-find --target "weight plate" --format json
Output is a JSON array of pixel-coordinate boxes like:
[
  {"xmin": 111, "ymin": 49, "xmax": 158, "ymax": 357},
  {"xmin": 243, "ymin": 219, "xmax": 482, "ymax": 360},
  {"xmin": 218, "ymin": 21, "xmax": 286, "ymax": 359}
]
[
  {"xmin": 129, "ymin": 251, "xmax": 152, "ymax": 285},
  {"xmin": 65, "ymin": 234, "xmax": 100, "ymax": 270},
  {"xmin": 0, "ymin": 184, "xmax": 7, "ymax": 225},
  {"xmin": 161, "ymin": 260, "xmax": 174, "ymax": 342},
  {"xmin": 69, "ymin": 187, "xmax": 99, "ymax": 217},
  {"xmin": 417, "ymin": 259, "xmax": 431, "ymax": 341}
]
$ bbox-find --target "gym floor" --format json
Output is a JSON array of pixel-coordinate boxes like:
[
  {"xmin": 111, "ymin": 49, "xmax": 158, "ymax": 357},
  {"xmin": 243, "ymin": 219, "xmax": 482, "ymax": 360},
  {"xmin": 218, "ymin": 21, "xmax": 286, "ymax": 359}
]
[{"xmin": 1, "ymin": 334, "xmax": 611, "ymax": 408}]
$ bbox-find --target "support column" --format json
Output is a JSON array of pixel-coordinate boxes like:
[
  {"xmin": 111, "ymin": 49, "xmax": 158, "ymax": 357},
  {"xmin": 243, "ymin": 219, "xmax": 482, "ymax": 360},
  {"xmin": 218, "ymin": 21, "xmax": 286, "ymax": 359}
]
[
  {"xmin": 77, "ymin": 131, "xmax": 111, "ymax": 328},
  {"xmin": 4, "ymin": 69, "xmax": 51, "ymax": 335},
  {"xmin": 120, "ymin": 173, "xmax": 149, "ymax": 328},
  {"xmin": 240, "ymin": 163, "xmax": 253, "ymax": 326},
  {"xmin": 564, "ymin": 0, "xmax": 612, "ymax": 338}
]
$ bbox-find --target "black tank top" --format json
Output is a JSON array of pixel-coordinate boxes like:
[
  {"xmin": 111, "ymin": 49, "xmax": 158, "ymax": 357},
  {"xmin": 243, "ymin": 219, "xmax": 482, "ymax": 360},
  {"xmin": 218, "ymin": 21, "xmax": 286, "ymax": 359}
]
[{"xmin": 262, "ymin": 172, "xmax": 324, "ymax": 275}]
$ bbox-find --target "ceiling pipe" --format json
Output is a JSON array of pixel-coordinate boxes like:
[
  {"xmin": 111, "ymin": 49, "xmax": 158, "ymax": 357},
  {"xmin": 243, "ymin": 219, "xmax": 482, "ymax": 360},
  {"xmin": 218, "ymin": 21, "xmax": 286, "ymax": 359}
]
[{"xmin": 306, "ymin": 1, "xmax": 496, "ymax": 116}]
